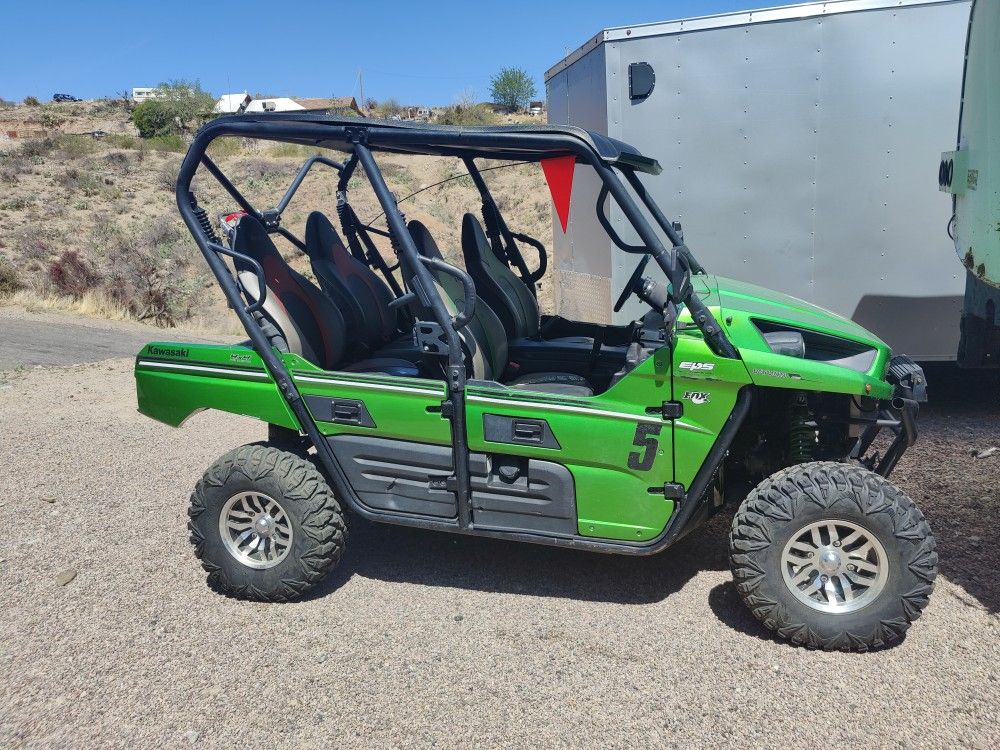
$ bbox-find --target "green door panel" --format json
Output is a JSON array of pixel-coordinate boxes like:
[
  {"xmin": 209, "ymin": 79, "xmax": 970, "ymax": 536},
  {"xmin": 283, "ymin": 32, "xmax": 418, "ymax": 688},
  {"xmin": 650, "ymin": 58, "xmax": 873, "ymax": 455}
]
[
  {"xmin": 290, "ymin": 361, "xmax": 450, "ymax": 443},
  {"xmin": 465, "ymin": 351, "xmax": 676, "ymax": 542}
]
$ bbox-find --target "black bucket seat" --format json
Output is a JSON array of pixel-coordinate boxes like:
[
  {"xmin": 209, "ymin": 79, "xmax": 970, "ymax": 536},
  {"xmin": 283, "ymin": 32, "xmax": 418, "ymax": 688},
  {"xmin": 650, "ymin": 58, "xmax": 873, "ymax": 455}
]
[
  {"xmin": 231, "ymin": 215, "xmax": 416, "ymax": 376},
  {"xmin": 460, "ymin": 213, "xmax": 591, "ymax": 344},
  {"xmin": 406, "ymin": 220, "xmax": 595, "ymax": 397},
  {"xmin": 303, "ymin": 211, "xmax": 398, "ymax": 355}
]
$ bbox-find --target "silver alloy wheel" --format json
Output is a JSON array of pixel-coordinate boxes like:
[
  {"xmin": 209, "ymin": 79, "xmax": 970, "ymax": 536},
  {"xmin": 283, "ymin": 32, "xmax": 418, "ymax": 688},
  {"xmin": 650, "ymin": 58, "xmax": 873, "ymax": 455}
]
[
  {"xmin": 219, "ymin": 491, "xmax": 293, "ymax": 570},
  {"xmin": 780, "ymin": 519, "xmax": 888, "ymax": 614}
]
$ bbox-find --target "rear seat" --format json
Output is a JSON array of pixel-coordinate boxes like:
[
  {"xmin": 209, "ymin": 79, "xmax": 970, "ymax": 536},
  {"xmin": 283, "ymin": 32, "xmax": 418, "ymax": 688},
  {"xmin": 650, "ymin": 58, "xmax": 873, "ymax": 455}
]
[{"xmin": 231, "ymin": 215, "xmax": 418, "ymax": 377}]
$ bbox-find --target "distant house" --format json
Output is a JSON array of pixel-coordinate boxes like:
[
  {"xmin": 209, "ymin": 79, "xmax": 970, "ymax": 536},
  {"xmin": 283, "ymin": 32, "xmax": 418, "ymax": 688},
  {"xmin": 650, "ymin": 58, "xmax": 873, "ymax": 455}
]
[
  {"xmin": 211, "ymin": 94, "xmax": 364, "ymax": 116},
  {"xmin": 293, "ymin": 96, "xmax": 365, "ymax": 116},
  {"xmin": 214, "ymin": 92, "xmax": 252, "ymax": 114},
  {"xmin": 245, "ymin": 97, "xmax": 304, "ymax": 113},
  {"xmin": 132, "ymin": 87, "xmax": 163, "ymax": 103}
]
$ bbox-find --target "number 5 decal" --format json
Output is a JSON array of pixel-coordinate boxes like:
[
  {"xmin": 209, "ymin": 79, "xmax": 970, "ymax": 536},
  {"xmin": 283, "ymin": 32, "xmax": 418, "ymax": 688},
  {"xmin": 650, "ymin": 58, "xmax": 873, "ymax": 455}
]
[{"xmin": 628, "ymin": 423, "xmax": 662, "ymax": 471}]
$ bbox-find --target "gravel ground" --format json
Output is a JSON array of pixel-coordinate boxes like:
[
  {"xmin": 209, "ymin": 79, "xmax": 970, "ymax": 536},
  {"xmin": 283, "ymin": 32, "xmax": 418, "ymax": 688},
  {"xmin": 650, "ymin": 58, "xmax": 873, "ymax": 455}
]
[{"xmin": 1, "ymin": 358, "xmax": 998, "ymax": 749}]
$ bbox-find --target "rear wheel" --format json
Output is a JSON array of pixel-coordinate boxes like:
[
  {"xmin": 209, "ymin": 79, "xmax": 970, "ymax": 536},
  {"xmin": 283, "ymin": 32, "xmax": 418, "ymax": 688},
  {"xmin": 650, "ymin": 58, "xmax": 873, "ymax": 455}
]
[
  {"xmin": 188, "ymin": 444, "xmax": 346, "ymax": 601},
  {"xmin": 729, "ymin": 462, "xmax": 937, "ymax": 651}
]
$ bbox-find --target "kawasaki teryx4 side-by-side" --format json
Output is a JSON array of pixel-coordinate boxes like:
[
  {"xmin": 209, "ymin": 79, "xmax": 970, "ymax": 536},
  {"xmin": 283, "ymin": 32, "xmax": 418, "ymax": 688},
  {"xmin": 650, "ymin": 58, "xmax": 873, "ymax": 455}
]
[{"xmin": 135, "ymin": 114, "xmax": 936, "ymax": 651}]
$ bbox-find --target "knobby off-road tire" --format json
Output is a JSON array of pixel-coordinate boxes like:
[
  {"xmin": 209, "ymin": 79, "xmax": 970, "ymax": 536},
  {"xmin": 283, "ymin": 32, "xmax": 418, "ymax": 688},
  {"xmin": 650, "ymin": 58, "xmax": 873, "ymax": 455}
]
[
  {"xmin": 189, "ymin": 444, "xmax": 346, "ymax": 602},
  {"xmin": 730, "ymin": 461, "xmax": 937, "ymax": 651}
]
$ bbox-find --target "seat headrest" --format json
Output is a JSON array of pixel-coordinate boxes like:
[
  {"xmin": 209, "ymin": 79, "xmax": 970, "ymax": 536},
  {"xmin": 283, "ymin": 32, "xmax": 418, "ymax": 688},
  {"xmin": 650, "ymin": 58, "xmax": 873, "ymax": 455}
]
[
  {"xmin": 461, "ymin": 213, "xmax": 489, "ymax": 260},
  {"xmin": 304, "ymin": 211, "xmax": 349, "ymax": 264},
  {"xmin": 231, "ymin": 214, "xmax": 276, "ymax": 265},
  {"xmin": 231, "ymin": 213, "xmax": 345, "ymax": 370},
  {"xmin": 406, "ymin": 220, "xmax": 444, "ymax": 262}
]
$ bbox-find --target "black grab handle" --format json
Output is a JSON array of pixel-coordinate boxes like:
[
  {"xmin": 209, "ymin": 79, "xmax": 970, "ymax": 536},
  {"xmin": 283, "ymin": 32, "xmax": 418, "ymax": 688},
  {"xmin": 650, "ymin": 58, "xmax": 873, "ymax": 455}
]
[
  {"xmin": 419, "ymin": 255, "xmax": 478, "ymax": 331},
  {"xmin": 509, "ymin": 232, "xmax": 548, "ymax": 284},
  {"xmin": 209, "ymin": 241, "xmax": 267, "ymax": 314}
]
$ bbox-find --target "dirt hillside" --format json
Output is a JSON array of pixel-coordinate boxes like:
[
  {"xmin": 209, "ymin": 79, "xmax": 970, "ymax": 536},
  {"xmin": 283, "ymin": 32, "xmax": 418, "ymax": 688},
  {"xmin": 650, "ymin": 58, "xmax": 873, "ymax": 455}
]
[{"xmin": 0, "ymin": 100, "xmax": 555, "ymax": 331}]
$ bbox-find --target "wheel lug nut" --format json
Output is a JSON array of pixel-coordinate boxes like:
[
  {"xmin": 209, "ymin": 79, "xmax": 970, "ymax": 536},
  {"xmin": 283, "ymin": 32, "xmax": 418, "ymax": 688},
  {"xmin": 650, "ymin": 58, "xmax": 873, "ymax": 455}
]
[
  {"xmin": 848, "ymin": 565, "xmax": 856, "ymax": 572},
  {"xmin": 833, "ymin": 541, "xmax": 841, "ymax": 547},
  {"xmin": 821, "ymin": 575, "xmax": 828, "ymax": 582}
]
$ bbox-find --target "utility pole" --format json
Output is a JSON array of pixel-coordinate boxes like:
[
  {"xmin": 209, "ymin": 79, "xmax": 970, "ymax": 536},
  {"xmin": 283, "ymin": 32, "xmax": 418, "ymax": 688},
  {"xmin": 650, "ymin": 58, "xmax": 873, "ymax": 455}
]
[{"xmin": 358, "ymin": 68, "xmax": 365, "ymax": 110}]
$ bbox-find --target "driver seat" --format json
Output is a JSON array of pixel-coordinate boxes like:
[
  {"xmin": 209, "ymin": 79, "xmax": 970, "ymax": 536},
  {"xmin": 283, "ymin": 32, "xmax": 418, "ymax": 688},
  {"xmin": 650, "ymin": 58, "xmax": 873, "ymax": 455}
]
[
  {"xmin": 460, "ymin": 213, "xmax": 592, "ymax": 344},
  {"xmin": 407, "ymin": 220, "xmax": 594, "ymax": 397}
]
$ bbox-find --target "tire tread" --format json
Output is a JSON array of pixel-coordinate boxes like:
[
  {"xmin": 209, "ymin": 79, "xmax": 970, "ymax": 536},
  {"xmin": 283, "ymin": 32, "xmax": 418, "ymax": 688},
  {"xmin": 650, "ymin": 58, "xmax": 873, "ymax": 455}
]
[{"xmin": 730, "ymin": 461, "xmax": 937, "ymax": 652}]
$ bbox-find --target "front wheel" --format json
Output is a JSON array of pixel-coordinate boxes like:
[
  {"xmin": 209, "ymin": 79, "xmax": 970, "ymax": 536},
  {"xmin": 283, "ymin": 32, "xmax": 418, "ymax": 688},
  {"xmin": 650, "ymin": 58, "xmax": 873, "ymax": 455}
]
[{"xmin": 729, "ymin": 462, "xmax": 937, "ymax": 651}]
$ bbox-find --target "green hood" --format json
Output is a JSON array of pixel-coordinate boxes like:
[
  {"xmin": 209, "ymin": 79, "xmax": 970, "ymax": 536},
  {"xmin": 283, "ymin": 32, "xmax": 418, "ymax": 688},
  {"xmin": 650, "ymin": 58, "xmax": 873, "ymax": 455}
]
[{"xmin": 698, "ymin": 275, "xmax": 888, "ymax": 348}]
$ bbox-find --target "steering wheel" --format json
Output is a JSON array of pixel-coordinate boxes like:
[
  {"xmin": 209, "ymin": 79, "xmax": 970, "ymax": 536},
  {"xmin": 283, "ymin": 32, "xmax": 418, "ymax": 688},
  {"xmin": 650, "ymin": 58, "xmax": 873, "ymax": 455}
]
[{"xmin": 614, "ymin": 255, "xmax": 651, "ymax": 312}]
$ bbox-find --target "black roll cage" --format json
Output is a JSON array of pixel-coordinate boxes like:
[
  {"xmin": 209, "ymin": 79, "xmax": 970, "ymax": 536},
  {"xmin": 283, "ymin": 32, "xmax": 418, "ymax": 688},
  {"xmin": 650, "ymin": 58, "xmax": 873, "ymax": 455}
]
[{"xmin": 173, "ymin": 115, "xmax": 744, "ymax": 555}]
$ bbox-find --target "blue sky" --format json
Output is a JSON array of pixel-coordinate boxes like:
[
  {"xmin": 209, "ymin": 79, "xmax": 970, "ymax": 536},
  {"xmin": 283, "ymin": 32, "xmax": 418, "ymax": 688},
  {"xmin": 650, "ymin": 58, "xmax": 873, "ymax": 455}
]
[{"xmin": 1, "ymin": 0, "xmax": 755, "ymax": 105}]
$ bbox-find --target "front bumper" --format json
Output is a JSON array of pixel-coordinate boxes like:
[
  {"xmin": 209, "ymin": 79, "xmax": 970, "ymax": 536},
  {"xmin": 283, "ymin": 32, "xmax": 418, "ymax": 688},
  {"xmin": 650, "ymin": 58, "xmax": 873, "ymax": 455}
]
[{"xmin": 850, "ymin": 355, "xmax": 927, "ymax": 477}]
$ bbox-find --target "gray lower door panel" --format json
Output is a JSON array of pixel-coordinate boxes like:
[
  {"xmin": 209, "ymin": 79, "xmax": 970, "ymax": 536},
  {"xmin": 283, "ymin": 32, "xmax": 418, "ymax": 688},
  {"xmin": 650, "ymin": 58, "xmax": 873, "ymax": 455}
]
[{"xmin": 328, "ymin": 435, "xmax": 577, "ymax": 534}]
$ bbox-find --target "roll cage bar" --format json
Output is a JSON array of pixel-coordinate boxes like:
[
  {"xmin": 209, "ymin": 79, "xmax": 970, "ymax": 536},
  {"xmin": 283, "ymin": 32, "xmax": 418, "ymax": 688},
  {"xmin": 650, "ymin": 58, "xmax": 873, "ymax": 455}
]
[{"xmin": 173, "ymin": 115, "xmax": 741, "ymax": 553}]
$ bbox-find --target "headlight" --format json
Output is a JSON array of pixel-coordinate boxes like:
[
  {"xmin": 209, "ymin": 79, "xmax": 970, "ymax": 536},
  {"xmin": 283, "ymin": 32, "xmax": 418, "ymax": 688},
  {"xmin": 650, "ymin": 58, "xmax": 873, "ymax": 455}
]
[
  {"xmin": 762, "ymin": 330, "xmax": 805, "ymax": 358},
  {"xmin": 754, "ymin": 320, "xmax": 878, "ymax": 373}
]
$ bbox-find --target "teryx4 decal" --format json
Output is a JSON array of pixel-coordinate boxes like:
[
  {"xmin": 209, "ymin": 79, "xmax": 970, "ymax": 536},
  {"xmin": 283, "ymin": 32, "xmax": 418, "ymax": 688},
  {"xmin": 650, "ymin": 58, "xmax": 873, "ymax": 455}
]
[{"xmin": 628, "ymin": 423, "xmax": 662, "ymax": 471}]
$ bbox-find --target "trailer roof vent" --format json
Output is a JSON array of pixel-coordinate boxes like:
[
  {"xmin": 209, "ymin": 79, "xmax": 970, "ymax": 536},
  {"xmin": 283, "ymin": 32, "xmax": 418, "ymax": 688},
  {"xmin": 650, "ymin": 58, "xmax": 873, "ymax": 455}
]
[{"xmin": 629, "ymin": 62, "xmax": 655, "ymax": 102}]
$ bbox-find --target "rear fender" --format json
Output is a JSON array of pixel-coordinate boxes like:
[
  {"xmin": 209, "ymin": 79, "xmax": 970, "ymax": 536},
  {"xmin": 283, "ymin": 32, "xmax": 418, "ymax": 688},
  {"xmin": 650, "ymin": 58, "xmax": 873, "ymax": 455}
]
[{"xmin": 134, "ymin": 343, "xmax": 299, "ymax": 429}]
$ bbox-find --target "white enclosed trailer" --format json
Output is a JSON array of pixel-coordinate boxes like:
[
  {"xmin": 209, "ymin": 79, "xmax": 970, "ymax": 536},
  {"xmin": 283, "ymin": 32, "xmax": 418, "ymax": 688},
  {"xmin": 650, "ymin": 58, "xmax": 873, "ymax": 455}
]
[
  {"xmin": 939, "ymin": 0, "xmax": 1000, "ymax": 366},
  {"xmin": 546, "ymin": 0, "xmax": 970, "ymax": 361}
]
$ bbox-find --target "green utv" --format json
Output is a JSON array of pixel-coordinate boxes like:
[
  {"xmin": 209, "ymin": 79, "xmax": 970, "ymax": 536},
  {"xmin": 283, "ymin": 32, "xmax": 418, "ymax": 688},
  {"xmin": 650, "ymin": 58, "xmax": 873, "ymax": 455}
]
[{"xmin": 135, "ymin": 115, "xmax": 936, "ymax": 651}]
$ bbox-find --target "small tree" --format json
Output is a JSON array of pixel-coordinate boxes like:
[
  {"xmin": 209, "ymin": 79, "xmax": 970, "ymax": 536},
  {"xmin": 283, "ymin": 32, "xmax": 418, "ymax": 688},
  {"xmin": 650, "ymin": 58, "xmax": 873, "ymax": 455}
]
[
  {"xmin": 23, "ymin": 96, "xmax": 40, "ymax": 107},
  {"xmin": 490, "ymin": 67, "xmax": 536, "ymax": 111},
  {"xmin": 132, "ymin": 80, "xmax": 214, "ymax": 137}
]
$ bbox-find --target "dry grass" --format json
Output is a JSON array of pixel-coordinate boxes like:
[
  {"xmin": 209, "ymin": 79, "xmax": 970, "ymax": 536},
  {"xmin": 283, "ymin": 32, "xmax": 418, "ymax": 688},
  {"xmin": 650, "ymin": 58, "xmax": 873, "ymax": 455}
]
[
  {"xmin": 4, "ymin": 288, "xmax": 135, "ymax": 321},
  {"xmin": 2, "ymin": 288, "xmax": 246, "ymax": 336}
]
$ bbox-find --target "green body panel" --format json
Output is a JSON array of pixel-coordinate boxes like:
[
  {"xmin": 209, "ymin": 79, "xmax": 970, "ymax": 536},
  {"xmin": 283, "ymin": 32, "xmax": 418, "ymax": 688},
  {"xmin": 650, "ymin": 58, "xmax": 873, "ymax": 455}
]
[
  {"xmin": 287, "ymin": 354, "xmax": 451, "ymax": 444},
  {"xmin": 466, "ymin": 353, "xmax": 676, "ymax": 541},
  {"xmin": 691, "ymin": 276, "xmax": 893, "ymax": 400},
  {"xmin": 669, "ymin": 334, "xmax": 753, "ymax": 491},
  {"xmin": 134, "ymin": 274, "xmax": 894, "ymax": 543},
  {"xmin": 943, "ymin": 0, "xmax": 1000, "ymax": 286},
  {"xmin": 135, "ymin": 343, "xmax": 299, "ymax": 429}
]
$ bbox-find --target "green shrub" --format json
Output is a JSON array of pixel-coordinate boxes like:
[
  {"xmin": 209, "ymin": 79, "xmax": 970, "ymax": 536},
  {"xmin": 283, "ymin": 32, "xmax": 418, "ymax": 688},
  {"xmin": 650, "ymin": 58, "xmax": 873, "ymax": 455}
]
[
  {"xmin": 17, "ymin": 137, "xmax": 57, "ymax": 159},
  {"xmin": 206, "ymin": 136, "xmax": 243, "ymax": 158},
  {"xmin": 57, "ymin": 167, "xmax": 102, "ymax": 196},
  {"xmin": 374, "ymin": 97, "xmax": 403, "ymax": 119},
  {"xmin": 269, "ymin": 142, "xmax": 320, "ymax": 159},
  {"xmin": 437, "ymin": 102, "xmax": 497, "ymax": 126},
  {"xmin": 132, "ymin": 80, "xmax": 214, "ymax": 137},
  {"xmin": 23, "ymin": 96, "xmax": 40, "ymax": 107},
  {"xmin": 0, "ymin": 195, "xmax": 34, "ymax": 211},
  {"xmin": 0, "ymin": 258, "xmax": 21, "ymax": 295},
  {"xmin": 55, "ymin": 134, "xmax": 98, "ymax": 158},
  {"xmin": 132, "ymin": 100, "xmax": 175, "ymax": 138}
]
